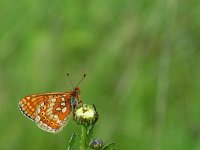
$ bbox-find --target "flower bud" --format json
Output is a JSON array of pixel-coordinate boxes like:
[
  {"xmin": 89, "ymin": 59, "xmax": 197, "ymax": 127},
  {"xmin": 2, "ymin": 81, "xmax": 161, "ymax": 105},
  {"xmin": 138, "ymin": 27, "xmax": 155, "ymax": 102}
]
[
  {"xmin": 74, "ymin": 104, "xmax": 98, "ymax": 126},
  {"xmin": 89, "ymin": 139, "xmax": 104, "ymax": 150}
]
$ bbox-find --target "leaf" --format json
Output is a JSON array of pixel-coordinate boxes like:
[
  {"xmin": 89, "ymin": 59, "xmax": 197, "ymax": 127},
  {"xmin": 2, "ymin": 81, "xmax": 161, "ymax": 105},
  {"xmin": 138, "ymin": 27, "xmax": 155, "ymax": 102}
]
[
  {"xmin": 102, "ymin": 142, "xmax": 115, "ymax": 150},
  {"xmin": 86, "ymin": 124, "xmax": 95, "ymax": 146},
  {"xmin": 67, "ymin": 132, "xmax": 77, "ymax": 150}
]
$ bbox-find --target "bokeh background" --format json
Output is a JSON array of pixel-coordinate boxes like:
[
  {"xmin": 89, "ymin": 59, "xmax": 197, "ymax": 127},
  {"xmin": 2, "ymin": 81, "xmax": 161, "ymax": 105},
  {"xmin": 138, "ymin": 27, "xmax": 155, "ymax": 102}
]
[{"xmin": 0, "ymin": 0, "xmax": 200, "ymax": 150}]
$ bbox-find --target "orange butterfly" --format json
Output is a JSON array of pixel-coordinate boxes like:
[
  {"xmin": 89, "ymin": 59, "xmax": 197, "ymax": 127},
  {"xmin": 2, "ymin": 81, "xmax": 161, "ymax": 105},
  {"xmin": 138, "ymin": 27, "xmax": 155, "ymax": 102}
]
[{"xmin": 18, "ymin": 73, "xmax": 86, "ymax": 133}]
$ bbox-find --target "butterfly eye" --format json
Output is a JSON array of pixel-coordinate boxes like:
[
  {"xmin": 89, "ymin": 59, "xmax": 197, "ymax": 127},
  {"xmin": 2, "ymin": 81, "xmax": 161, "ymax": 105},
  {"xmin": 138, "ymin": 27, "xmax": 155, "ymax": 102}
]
[{"xmin": 75, "ymin": 90, "xmax": 80, "ymax": 95}]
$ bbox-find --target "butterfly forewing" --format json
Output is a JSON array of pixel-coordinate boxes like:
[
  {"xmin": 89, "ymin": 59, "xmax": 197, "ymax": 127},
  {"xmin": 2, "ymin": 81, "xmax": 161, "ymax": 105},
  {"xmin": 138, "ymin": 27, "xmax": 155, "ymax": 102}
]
[{"xmin": 19, "ymin": 93, "xmax": 72, "ymax": 133}]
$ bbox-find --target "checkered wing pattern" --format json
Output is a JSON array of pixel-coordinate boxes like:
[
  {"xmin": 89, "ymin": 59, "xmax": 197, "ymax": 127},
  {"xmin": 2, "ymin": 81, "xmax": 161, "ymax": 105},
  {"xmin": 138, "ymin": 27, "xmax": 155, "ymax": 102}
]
[{"xmin": 19, "ymin": 93, "xmax": 72, "ymax": 133}]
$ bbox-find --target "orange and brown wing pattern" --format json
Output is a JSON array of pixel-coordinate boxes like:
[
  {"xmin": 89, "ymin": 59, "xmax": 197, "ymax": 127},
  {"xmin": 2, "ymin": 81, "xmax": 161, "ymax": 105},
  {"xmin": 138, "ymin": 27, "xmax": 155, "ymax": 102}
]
[
  {"xmin": 18, "ymin": 94, "xmax": 46, "ymax": 121},
  {"xmin": 19, "ymin": 93, "xmax": 72, "ymax": 133}
]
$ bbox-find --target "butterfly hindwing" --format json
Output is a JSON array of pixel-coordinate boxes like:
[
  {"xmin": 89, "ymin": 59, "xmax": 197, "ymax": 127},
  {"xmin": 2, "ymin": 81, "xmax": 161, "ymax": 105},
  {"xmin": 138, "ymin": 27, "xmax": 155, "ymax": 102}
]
[
  {"xmin": 19, "ymin": 94, "xmax": 47, "ymax": 121},
  {"xmin": 19, "ymin": 93, "xmax": 72, "ymax": 133}
]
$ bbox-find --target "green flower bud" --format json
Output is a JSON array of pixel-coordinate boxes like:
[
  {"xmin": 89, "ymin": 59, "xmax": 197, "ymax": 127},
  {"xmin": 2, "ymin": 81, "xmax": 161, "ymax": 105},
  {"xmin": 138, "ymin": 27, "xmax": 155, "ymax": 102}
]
[
  {"xmin": 89, "ymin": 139, "xmax": 105, "ymax": 150},
  {"xmin": 73, "ymin": 104, "xmax": 98, "ymax": 126}
]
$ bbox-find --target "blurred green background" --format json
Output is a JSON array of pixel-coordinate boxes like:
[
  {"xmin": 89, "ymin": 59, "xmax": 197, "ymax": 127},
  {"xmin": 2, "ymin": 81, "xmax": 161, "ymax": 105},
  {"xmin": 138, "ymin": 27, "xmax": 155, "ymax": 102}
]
[{"xmin": 0, "ymin": 0, "xmax": 200, "ymax": 149}]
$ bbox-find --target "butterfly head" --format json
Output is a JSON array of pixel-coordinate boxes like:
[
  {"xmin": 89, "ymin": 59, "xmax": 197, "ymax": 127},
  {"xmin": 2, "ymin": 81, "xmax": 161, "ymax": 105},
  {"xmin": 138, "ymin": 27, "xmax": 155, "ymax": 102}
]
[
  {"xmin": 70, "ymin": 87, "xmax": 82, "ymax": 109},
  {"xmin": 74, "ymin": 87, "xmax": 81, "ymax": 95}
]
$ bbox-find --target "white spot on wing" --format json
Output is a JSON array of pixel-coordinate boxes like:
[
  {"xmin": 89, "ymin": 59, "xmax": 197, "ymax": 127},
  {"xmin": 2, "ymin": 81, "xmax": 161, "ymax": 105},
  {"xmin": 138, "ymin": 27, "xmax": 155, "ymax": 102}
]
[
  {"xmin": 36, "ymin": 108, "xmax": 40, "ymax": 114},
  {"xmin": 54, "ymin": 115, "xmax": 58, "ymax": 119},
  {"xmin": 35, "ymin": 115, "xmax": 41, "ymax": 123},
  {"xmin": 51, "ymin": 98, "xmax": 56, "ymax": 103},
  {"xmin": 62, "ymin": 107, "xmax": 67, "ymax": 113},
  {"xmin": 46, "ymin": 110, "xmax": 53, "ymax": 116},
  {"xmin": 56, "ymin": 107, "xmax": 61, "ymax": 111},
  {"xmin": 38, "ymin": 121, "xmax": 43, "ymax": 126},
  {"xmin": 47, "ymin": 126, "xmax": 53, "ymax": 131},
  {"xmin": 50, "ymin": 114, "xmax": 54, "ymax": 119},
  {"xmin": 43, "ymin": 123, "xmax": 47, "ymax": 128},
  {"xmin": 49, "ymin": 103, "xmax": 55, "ymax": 107},
  {"xmin": 57, "ymin": 119, "xmax": 62, "ymax": 124},
  {"xmin": 47, "ymin": 107, "xmax": 53, "ymax": 112},
  {"xmin": 61, "ymin": 102, "xmax": 65, "ymax": 106},
  {"xmin": 61, "ymin": 97, "xmax": 65, "ymax": 101}
]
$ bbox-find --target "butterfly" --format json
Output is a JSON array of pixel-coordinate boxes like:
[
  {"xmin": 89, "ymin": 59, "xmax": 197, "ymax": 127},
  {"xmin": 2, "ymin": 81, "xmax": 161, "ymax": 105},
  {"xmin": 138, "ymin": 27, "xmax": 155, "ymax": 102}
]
[{"xmin": 18, "ymin": 73, "xmax": 86, "ymax": 133}]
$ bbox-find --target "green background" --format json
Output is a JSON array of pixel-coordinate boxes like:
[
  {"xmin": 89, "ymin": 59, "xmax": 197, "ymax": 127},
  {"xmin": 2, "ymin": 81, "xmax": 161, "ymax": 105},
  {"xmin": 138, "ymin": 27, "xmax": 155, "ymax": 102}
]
[{"xmin": 0, "ymin": 0, "xmax": 200, "ymax": 149}]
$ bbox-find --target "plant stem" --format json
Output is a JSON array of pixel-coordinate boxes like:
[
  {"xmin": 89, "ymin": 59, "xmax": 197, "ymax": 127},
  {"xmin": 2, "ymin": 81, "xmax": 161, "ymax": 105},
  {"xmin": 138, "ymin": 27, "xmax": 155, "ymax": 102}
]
[
  {"xmin": 80, "ymin": 125, "xmax": 87, "ymax": 150},
  {"xmin": 68, "ymin": 132, "xmax": 77, "ymax": 150}
]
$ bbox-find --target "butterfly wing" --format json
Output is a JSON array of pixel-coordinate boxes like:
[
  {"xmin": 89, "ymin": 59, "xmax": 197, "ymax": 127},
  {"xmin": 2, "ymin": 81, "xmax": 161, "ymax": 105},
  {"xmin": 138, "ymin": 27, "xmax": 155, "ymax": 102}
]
[{"xmin": 19, "ymin": 92, "xmax": 72, "ymax": 133}]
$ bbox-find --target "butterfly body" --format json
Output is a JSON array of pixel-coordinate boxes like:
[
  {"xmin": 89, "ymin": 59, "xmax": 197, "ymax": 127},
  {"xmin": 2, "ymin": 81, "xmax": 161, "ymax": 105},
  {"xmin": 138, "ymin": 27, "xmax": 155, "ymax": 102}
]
[{"xmin": 19, "ymin": 87, "xmax": 82, "ymax": 133}]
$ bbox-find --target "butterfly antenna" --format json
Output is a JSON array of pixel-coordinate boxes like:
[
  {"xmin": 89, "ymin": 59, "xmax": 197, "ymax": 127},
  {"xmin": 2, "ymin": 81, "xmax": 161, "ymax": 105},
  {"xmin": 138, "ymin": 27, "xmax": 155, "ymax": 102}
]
[
  {"xmin": 76, "ymin": 74, "xmax": 86, "ymax": 87},
  {"xmin": 67, "ymin": 73, "xmax": 75, "ymax": 89}
]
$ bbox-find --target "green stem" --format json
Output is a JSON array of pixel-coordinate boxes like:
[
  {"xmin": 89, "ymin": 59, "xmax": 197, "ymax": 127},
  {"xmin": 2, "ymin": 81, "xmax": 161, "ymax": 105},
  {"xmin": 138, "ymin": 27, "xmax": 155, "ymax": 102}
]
[
  {"xmin": 67, "ymin": 132, "xmax": 77, "ymax": 150},
  {"xmin": 81, "ymin": 125, "xmax": 87, "ymax": 150}
]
